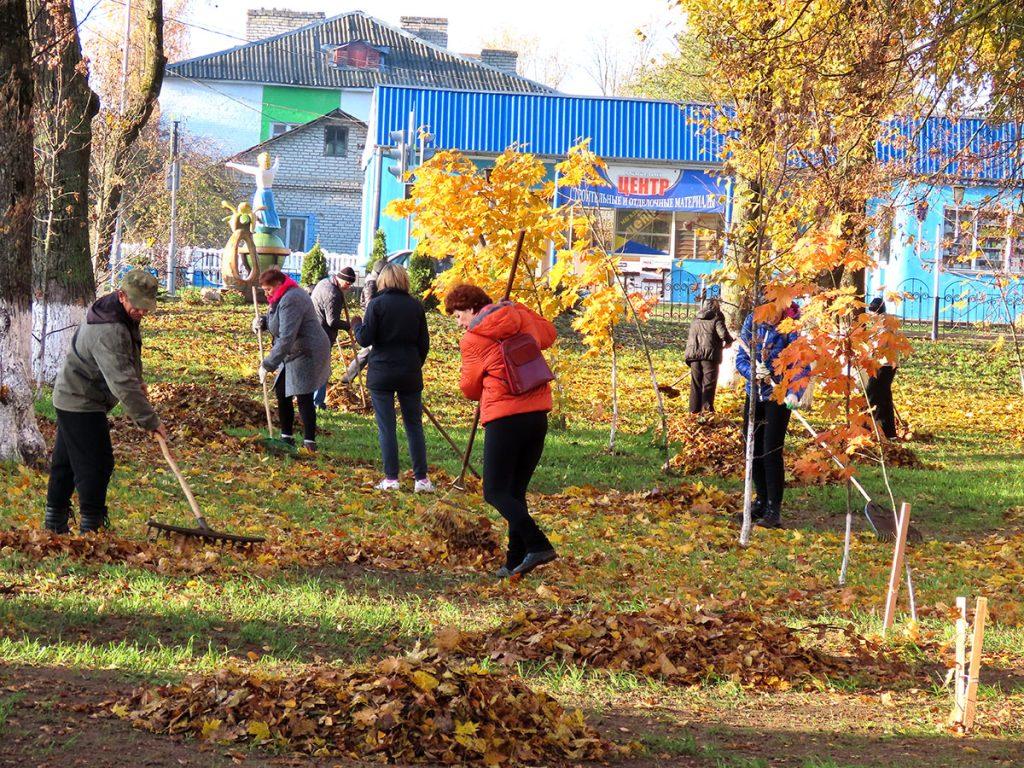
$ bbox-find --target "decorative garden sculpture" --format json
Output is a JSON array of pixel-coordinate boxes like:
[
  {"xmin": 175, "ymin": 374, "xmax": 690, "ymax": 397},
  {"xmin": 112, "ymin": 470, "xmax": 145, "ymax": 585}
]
[{"xmin": 223, "ymin": 152, "xmax": 290, "ymax": 296}]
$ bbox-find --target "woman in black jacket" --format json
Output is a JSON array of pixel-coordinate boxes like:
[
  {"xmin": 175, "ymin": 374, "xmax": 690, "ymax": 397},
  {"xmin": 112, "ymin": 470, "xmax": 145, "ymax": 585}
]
[
  {"xmin": 351, "ymin": 264, "xmax": 432, "ymax": 492},
  {"xmin": 684, "ymin": 298, "xmax": 734, "ymax": 413},
  {"xmin": 865, "ymin": 297, "xmax": 898, "ymax": 439}
]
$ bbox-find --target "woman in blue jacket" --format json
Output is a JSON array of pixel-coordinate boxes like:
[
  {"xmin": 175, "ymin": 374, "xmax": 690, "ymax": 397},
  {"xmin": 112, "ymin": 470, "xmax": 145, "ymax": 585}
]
[{"xmin": 735, "ymin": 304, "xmax": 805, "ymax": 529}]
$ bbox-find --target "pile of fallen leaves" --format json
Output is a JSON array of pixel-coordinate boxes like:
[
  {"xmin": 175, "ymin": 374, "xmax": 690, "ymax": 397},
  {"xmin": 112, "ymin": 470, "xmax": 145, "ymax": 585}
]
[
  {"xmin": 540, "ymin": 482, "xmax": 735, "ymax": 522},
  {"xmin": 114, "ymin": 650, "xmax": 612, "ymax": 764},
  {"xmin": 428, "ymin": 503, "xmax": 503, "ymax": 562},
  {"xmin": 871, "ymin": 440, "xmax": 931, "ymax": 470},
  {"xmin": 0, "ymin": 528, "xmax": 226, "ymax": 575},
  {"xmin": 113, "ymin": 381, "xmax": 267, "ymax": 444},
  {"xmin": 439, "ymin": 600, "xmax": 897, "ymax": 690},
  {"xmin": 666, "ymin": 412, "xmax": 744, "ymax": 476},
  {"xmin": 326, "ymin": 383, "xmax": 374, "ymax": 413}
]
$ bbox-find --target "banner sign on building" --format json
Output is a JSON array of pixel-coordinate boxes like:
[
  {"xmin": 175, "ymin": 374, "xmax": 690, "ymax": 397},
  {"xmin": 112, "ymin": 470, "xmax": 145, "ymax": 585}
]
[{"xmin": 558, "ymin": 166, "xmax": 727, "ymax": 212}]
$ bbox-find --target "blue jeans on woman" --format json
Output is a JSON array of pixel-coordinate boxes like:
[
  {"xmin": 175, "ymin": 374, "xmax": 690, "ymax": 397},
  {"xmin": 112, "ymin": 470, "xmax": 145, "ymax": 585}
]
[{"xmin": 369, "ymin": 389, "xmax": 428, "ymax": 480}]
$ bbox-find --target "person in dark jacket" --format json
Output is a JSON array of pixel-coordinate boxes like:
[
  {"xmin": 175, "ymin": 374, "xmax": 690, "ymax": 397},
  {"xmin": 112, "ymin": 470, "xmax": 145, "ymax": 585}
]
[
  {"xmin": 352, "ymin": 263, "xmax": 432, "ymax": 491},
  {"xmin": 445, "ymin": 283, "xmax": 559, "ymax": 579},
  {"xmin": 310, "ymin": 266, "xmax": 357, "ymax": 409},
  {"xmin": 735, "ymin": 305, "xmax": 807, "ymax": 529},
  {"xmin": 865, "ymin": 297, "xmax": 898, "ymax": 439},
  {"xmin": 46, "ymin": 270, "xmax": 166, "ymax": 534},
  {"xmin": 254, "ymin": 268, "xmax": 331, "ymax": 452},
  {"xmin": 684, "ymin": 298, "xmax": 734, "ymax": 413},
  {"xmin": 341, "ymin": 261, "xmax": 383, "ymax": 384}
]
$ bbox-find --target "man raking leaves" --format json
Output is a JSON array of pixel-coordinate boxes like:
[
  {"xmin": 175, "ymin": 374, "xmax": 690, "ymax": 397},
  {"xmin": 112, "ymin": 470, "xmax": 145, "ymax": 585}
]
[{"xmin": 46, "ymin": 270, "xmax": 166, "ymax": 534}]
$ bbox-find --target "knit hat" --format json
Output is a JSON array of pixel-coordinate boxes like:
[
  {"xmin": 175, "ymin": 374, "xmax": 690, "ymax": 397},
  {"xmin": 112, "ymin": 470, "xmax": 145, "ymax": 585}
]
[
  {"xmin": 868, "ymin": 297, "xmax": 886, "ymax": 314},
  {"xmin": 336, "ymin": 266, "xmax": 357, "ymax": 284}
]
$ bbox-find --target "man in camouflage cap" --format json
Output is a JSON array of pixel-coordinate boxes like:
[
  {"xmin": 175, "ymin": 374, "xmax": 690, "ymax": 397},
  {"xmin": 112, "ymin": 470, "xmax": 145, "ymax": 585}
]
[{"xmin": 46, "ymin": 269, "xmax": 166, "ymax": 534}]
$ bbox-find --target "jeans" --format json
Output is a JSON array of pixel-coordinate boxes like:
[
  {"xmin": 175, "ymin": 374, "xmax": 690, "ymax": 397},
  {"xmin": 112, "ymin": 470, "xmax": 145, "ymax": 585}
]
[
  {"xmin": 47, "ymin": 410, "xmax": 115, "ymax": 516},
  {"xmin": 866, "ymin": 365, "xmax": 897, "ymax": 439},
  {"xmin": 369, "ymin": 389, "xmax": 428, "ymax": 480},
  {"xmin": 688, "ymin": 360, "xmax": 720, "ymax": 413},
  {"xmin": 275, "ymin": 369, "xmax": 317, "ymax": 443},
  {"xmin": 741, "ymin": 396, "xmax": 792, "ymax": 509},
  {"xmin": 483, "ymin": 411, "xmax": 552, "ymax": 569}
]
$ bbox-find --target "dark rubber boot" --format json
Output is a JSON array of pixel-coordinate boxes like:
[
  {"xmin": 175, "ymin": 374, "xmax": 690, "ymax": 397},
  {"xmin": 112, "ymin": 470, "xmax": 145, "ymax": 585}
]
[
  {"xmin": 44, "ymin": 505, "xmax": 71, "ymax": 535},
  {"xmin": 734, "ymin": 498, "xmax": 765, "ymax": 524},
  {"xmin": 757, "ymin": 502, "xmax": 782, "ymax": 529},
  {"xmin": 80, "ymin": 507, "xmax": 110, "ymax": 534}
]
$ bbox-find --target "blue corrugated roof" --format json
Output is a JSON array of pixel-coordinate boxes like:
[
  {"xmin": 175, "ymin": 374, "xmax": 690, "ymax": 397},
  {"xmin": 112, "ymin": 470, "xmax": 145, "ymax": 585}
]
[{"xmin": 371, "ymin": 85, "xmax": 1023, "ymax": 181}]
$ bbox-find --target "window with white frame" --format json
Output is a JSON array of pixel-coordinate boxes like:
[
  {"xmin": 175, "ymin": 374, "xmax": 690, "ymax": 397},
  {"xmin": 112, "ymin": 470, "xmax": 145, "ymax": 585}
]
[
  {"xmin": 942, "ymin": 206, "xmax": 1024, "ymax": 272},
  {"xmin": 271, "ymin": 122, "xmax": 299, "ymax": 137},
  {"xmin": 280, "ymin": 216, "xmax": 308, "ymax": 252}
]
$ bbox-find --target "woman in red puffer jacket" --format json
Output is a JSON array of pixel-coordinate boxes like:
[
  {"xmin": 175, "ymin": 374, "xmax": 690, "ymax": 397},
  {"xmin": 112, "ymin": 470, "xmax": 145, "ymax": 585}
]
[{"xmin": 445, "ymin": 283, "xmax": 558, "ymax": 579}]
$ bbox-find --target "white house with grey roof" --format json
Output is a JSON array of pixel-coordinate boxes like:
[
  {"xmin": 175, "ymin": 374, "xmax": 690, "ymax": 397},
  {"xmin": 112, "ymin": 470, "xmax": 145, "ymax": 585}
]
[{"xmin": 160, "ymin": 9, "xmax": 551, "ymax": 156}]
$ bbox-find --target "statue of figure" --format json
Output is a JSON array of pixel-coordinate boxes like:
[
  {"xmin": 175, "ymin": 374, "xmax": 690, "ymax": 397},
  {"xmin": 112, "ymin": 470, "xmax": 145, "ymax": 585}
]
[
  {"xmin": 219, "ymin": 200, "xmax": 261, "ymax": 290},
  {"xmin": 225, "ymin": 152, "xmax": 281, "ymax": 233}
]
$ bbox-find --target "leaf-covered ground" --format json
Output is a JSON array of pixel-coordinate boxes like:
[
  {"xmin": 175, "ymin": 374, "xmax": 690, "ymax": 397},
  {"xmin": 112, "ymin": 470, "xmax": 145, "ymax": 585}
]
[{"xmin": 2, "ymin": 304, "xmax": 1023, "ymax": 768}]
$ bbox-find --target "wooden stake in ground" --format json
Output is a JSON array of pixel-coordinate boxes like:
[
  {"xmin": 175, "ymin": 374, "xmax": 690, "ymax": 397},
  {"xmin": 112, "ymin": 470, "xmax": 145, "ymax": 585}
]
[
  {"xmin": 962, "ymin": 596, "xmax": 988, "ymax": 731},
  {"xmin": 882, "ymin": 502, "xmax": 912, "ymax": 635},
  {"xmin": 948, "ymin": 596, "xmax": 968, "ymax": 726}
]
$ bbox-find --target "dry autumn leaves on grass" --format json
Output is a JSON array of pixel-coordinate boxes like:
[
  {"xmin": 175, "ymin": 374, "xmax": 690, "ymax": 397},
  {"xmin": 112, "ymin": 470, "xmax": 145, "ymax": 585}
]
[{"xmin": 3, "ymin": 302, "xmax": 1024, "ymax": 768}]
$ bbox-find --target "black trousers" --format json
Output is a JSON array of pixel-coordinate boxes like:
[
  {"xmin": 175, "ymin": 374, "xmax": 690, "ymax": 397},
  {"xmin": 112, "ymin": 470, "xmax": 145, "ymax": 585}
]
[
  {"xmin": 483, "ymin": 411, "xmax": 552, "ymax": 569},
  {"xmin": 46, "ymin": 410, "xmax": 115, "ymax": 515},
  {"xmin": 742, "ymin": 396, "xmax": 792, "ymax": 508},
  {"xmin": 865, "ymin": 365, "xmax": 897, "ymax": 439},
  {"xmin": 275, "ymin": 369, "xmax": 316, "ymax": 442},
  {"xmin": 688, "ymin": 360, "xmax": 720, "ymax": 413}
]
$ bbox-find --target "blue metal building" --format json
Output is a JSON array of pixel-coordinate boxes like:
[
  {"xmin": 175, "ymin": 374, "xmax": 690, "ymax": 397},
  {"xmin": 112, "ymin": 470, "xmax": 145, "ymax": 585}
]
[{"xmin": 361, "ymin": 85, "xmax": 1024, "ymax": 321}]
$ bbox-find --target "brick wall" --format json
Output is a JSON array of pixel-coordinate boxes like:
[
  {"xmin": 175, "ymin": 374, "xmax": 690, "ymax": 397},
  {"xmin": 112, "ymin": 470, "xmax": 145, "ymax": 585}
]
[
  {"xmin": 480, "ymin": 49, "xmax": 519, "ymax": 75},
  {"xmin": 246, "ymin": 8, "xmax": 325, "ymax": 41},
  {"xmin": 399, "ymin": 16, "xmax": 448, "ymax": 49},
  {"xmin": 231, "ymin": 116, "xmax": 367, "ymax": 253}
]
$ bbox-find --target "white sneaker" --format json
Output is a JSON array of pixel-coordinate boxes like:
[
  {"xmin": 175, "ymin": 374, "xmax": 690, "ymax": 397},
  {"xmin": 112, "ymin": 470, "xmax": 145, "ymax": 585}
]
[
  {"xmin": 375, "ymin": 478, "xmax": 400, "ymax": 491},
  {"xmin": 414, "ymin": 478, "xmax": 435, "ymax": 493}
]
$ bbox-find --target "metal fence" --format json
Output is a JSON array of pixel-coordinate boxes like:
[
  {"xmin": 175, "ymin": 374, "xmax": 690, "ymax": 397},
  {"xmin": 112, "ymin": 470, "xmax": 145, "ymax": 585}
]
[{"xmin": 892, "ymin": 277, "xmax": 1024, "ymax": 328}]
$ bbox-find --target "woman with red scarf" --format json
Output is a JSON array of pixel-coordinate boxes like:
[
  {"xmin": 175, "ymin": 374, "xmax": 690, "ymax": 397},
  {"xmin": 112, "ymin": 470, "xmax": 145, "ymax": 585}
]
[{"xmin": 254, "ymin": 268, "xmax": 331, "ymax": 451}]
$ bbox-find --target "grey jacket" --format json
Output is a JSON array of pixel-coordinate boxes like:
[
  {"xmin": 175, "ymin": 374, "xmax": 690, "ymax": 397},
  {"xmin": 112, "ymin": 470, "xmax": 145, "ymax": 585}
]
[
  {"xmin": 310, "ymin": 277, "xmax": 351, "ymax": 346},
  {"xmin": 262, "ymin": 285, "xmax": 331, "ymax": 397},
  {"xmin": 361, "ymin": 265, "xmax": 380, "ymax": 310},
  {"xmin": 52, "ymin": 293, "xmax": 160, "ymax": 430}
]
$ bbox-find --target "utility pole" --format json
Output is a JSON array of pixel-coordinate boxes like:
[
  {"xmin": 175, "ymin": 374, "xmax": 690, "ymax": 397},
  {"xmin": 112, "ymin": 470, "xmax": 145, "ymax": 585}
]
[
  {"xmin": 166, "ymin": 119, "xmax": 180, "ymax": 295},
  {"xmin": 108, "ymin": 0, "xmax": 132, "ymax": 289}
]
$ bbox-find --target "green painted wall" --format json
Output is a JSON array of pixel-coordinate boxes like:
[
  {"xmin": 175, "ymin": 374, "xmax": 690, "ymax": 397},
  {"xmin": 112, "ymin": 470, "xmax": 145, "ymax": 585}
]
[{"xmin": 260, "ymin": 85, "xmax": 341, "ymax": 141}]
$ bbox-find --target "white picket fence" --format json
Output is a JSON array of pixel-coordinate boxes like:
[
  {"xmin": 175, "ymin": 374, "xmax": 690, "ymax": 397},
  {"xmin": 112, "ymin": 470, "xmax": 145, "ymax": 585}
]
[{"xmin": 184, "ymin": 247, "xmax": 364, "ymax": 288}]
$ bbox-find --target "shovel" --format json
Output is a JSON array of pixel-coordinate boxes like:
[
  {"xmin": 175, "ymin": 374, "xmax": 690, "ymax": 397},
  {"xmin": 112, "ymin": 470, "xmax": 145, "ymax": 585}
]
[
  {"xmin": 251, "ymin": 287, "xmax": 295, "ymax": 455},
  {"xmin": 147, "ymin": 434, "xmax": 265, "ymax": 548}
]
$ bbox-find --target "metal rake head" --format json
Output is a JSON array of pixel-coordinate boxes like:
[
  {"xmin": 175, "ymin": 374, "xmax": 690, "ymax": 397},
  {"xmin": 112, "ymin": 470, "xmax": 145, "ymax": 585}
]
[
  {"xmin": 863, "ymin": 502, "xmax": 924, "ymax": 544},
  {"xmin": 146, "ymin": 519, "xmax": 265, "ymax": 549}
]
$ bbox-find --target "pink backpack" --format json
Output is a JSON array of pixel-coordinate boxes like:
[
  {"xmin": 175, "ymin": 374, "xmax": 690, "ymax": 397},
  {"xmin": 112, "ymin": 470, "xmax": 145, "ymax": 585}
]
[{"xmin": 500, "ymin": 332, "xmax": 555, "ymax": 395}]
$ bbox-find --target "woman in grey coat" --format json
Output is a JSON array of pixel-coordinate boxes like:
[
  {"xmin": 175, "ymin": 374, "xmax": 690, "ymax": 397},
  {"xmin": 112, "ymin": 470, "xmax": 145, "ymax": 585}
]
[{"xmin": 255, "ymin": 268, "xmax": 331, "ymax": 451}]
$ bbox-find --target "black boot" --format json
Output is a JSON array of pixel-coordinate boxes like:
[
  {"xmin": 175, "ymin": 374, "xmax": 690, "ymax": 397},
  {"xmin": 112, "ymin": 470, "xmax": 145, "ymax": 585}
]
[
  {"xmin": 80, "ymin": 507, "xmax": 109, "ymax": 534},
  {"xmin": 44, "ymin": 505, "xmax": 71, "ymax": 535},
  {"xmin": 734, "ymin": 498, "xmax": 765, "ymax": 524},
  {"xmin": 757, "ymin": 502, "xmax": 782, "ymax": 529}
]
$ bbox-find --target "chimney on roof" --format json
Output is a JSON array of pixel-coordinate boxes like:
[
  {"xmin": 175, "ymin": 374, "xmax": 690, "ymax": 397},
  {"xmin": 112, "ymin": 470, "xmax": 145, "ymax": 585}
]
[
  {"xmin": 246, "ymin": 8, "xmax": 325, "ymax": 42},
  {"xmin": 479, "ymin": 49, "xmax": 519, "ymax": 75},
  {"xmin": 400, "ymin": 16, "xmax": 449, "ymax": 49}
]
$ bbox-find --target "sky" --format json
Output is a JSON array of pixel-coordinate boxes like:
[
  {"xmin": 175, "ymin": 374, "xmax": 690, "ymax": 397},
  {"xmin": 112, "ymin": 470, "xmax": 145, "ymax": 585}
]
[{"xmin": 79, "ymin": 0, "xmax": 681, "ymax": 95}]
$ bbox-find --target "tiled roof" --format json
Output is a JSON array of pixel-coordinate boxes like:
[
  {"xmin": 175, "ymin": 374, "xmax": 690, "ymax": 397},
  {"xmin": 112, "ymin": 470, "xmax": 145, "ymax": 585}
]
[{"xmin": 166, "ymin": 11, "xmax": 552, "ymax": 93}]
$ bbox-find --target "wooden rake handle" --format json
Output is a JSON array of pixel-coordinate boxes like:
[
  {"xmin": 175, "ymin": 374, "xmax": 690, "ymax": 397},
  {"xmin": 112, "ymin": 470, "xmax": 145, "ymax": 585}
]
[
  {"xmin": 155, "ymin": 433, "xmax": 210, "ymax": 530},
  {"xmin": 252, "ymin": 287, "xmax": 275, "ymax": 435}
]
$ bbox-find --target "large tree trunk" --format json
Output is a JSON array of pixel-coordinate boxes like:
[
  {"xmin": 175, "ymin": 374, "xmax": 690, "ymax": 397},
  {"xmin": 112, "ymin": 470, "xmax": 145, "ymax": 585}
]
[
  {"xmin": 91, "ymin": 0, "xmax": 165, "ymax": 277},
  {"xmin": 0, "ymin": 0, "xmax": 46, "ymax": 463},
  {"xmin": 28, "ymin": 0, "xmax": 100, "ymax": 386}
]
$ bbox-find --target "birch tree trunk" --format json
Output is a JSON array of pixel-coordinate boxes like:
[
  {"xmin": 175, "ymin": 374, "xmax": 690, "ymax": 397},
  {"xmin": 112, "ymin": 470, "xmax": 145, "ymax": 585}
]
[
  {"xmin": 28, "ymin": 0, "xmax": 100, "ymax": 385},
  {"xmin": 0, "ymin": 0, "xmax": 46, "ymax": 463}
]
